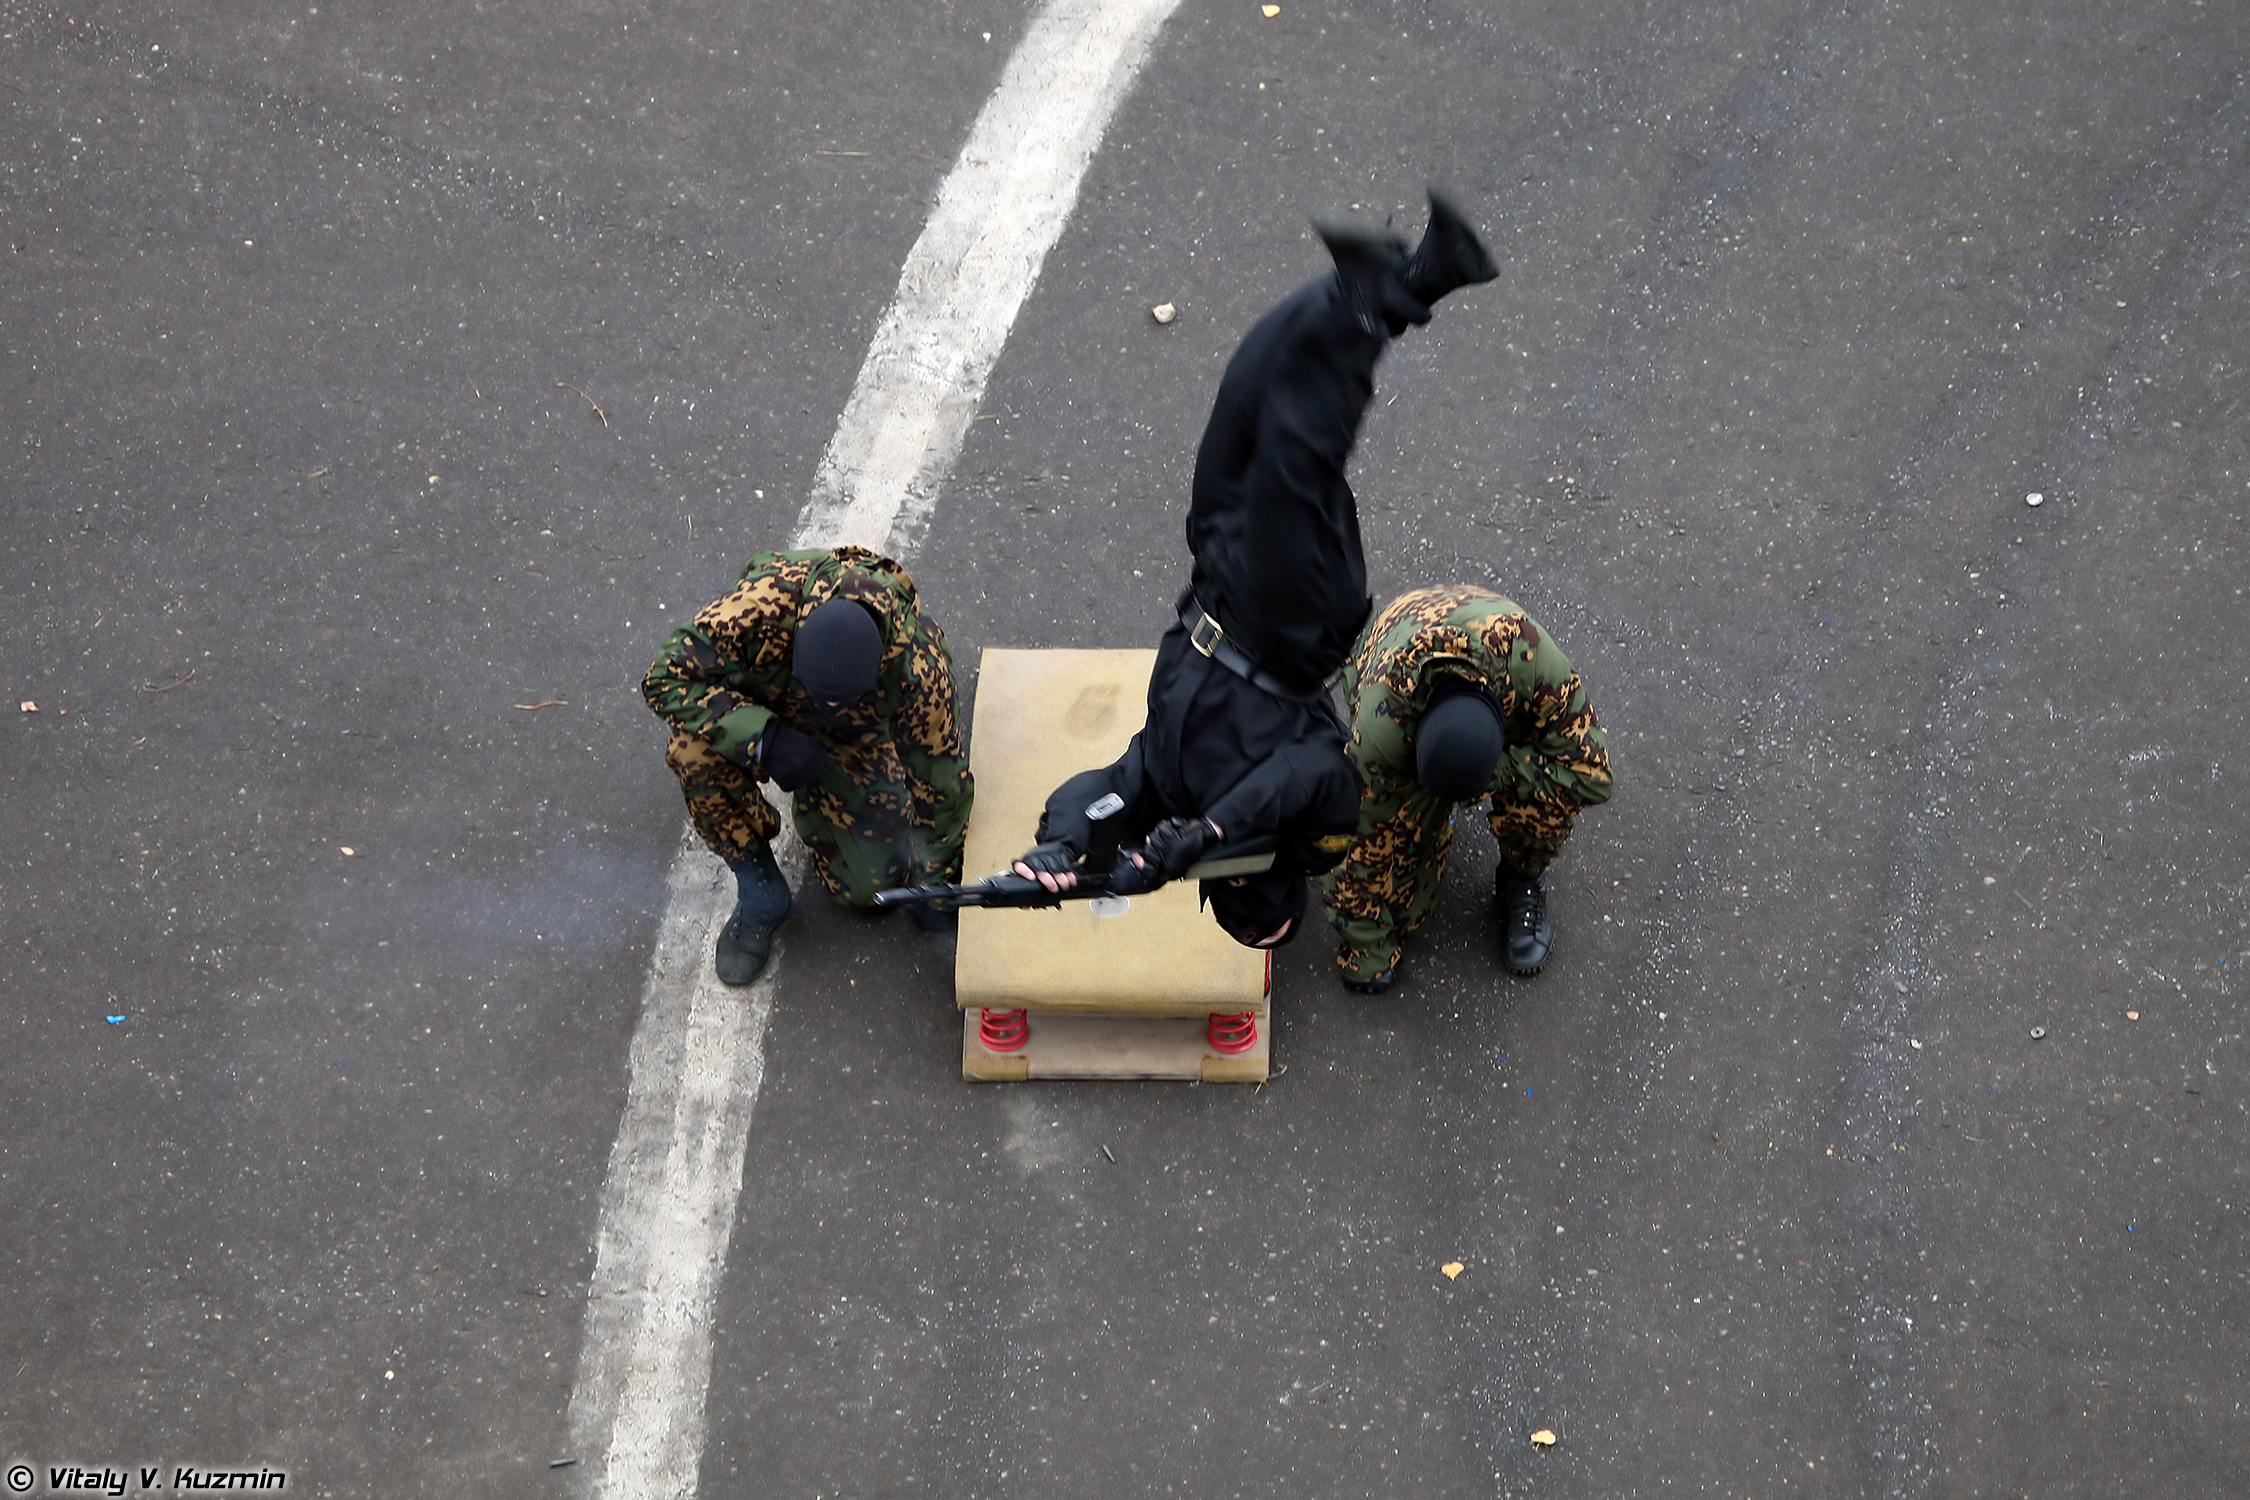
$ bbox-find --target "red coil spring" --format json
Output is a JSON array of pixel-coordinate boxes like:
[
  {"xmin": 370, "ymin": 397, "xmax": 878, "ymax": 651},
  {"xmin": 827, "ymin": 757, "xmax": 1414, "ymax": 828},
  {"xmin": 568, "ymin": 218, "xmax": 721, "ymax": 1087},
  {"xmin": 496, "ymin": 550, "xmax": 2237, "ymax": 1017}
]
[
  {"xmin": 978, "ymin": 1008, "xmax": 1030, "ymax": 1052},
  {"xmin": 1206, "ymin": 1011, "xmax": 1259, "ymax": 1054}
]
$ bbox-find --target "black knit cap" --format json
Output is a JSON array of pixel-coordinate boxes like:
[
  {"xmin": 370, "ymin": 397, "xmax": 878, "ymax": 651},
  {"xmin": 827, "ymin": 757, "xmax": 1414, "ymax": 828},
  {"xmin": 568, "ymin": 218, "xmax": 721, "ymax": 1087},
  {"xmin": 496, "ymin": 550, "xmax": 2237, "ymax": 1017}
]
[
  {"xmin": 792, "ymin": 598, "xmax": 884, "ymax": 705},
  {"xmin": 1414, "ymin": 676, "xmax": 1505, "ymax": 801},
  {"xmin": 1204, "ymin": 873, "xmax": 1306, "ymax": 949}
]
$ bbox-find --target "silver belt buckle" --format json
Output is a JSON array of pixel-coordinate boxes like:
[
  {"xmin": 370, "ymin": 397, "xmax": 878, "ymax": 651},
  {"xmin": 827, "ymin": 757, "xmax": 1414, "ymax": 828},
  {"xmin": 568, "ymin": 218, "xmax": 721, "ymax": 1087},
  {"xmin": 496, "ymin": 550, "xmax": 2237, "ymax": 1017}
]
[{"xmin": 1187, "ymin": 607, "xmax": 1224, "ymax": 658}]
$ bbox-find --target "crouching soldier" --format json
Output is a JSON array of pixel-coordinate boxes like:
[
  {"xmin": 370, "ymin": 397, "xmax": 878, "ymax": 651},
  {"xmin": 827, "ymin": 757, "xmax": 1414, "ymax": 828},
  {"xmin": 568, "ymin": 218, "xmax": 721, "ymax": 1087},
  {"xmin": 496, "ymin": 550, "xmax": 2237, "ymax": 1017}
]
[
  {"xmin": 1319, "ymin": 585, "xmax": 1612, "ymax": 992},
  {"xmin": 643, "ymin": 545, "xmax": 973, "ymax": 983}
]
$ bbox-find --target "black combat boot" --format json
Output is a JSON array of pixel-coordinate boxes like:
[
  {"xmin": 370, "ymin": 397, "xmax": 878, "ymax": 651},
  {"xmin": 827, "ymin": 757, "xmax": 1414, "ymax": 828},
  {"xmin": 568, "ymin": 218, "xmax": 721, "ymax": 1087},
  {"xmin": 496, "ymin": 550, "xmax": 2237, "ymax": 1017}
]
[
  {"xmin": 1493, "ymin": 866, "xmax": 1553, "ymax": 976},
  {"xmin": 1403, "ymin": 186, "xmax": 1499, "ymax": 307},
  {"xmin": 1314, "ymin": 215, "xmax": 1430, "ymax": 337},
  {"xmin": 716, "ymin": 841, "xmax": 793, "ymax": 985}
]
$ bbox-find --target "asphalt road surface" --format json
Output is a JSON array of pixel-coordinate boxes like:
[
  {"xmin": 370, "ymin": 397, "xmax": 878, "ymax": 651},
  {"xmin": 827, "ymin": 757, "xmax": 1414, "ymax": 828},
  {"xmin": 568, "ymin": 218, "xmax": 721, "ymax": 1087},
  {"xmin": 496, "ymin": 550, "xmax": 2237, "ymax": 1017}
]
[{"xmin": 5, "ymin": 1, "xmax": 2248, "ymax": 1497}]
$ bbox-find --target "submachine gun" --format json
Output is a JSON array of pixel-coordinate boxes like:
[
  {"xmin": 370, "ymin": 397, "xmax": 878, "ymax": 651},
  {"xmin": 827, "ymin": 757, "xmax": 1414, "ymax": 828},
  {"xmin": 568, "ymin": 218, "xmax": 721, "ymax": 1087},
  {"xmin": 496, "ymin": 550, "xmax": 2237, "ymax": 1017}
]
[{"xmin": 873, "ymin": 792, "xmax": 1275, "ymax": 913}]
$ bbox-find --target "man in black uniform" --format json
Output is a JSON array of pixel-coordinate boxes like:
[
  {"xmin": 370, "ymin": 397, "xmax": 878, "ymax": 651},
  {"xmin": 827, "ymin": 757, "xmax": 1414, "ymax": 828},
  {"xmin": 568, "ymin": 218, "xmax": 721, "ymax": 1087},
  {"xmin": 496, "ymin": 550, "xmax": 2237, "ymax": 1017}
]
[{"xmin": 1013, "ymin": 189, "xmax": 1499, "ymax": 946}]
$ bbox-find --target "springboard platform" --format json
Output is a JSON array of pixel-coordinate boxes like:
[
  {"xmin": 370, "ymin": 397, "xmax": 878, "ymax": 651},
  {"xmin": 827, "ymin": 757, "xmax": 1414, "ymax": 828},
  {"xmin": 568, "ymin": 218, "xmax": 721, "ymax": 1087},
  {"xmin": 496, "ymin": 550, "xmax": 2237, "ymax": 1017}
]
[{"xmin": 955, "ymin": 648, "xmax": 1272, "ymax": 1083}]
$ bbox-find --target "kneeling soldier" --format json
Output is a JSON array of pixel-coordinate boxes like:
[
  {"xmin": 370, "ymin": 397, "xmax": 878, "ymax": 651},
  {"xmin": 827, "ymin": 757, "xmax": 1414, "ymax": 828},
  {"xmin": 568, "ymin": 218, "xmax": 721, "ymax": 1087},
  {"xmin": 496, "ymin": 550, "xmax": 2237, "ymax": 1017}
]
[
  {"xmin": 643, "ymin": 545, "xmax": 974, "ymax": 984},
  {"xmin": 1319, "ymin": 585, "xmax": 1612, "ymax": 991}
]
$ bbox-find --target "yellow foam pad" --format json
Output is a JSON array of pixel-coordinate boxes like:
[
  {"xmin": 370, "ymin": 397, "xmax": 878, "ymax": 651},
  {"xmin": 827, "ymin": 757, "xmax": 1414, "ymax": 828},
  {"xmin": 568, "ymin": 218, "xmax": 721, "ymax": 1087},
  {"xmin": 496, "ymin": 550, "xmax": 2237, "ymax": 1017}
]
[{"xmin": 955, "ymin": 648, "xmax": 1271, "ymax": 1016}]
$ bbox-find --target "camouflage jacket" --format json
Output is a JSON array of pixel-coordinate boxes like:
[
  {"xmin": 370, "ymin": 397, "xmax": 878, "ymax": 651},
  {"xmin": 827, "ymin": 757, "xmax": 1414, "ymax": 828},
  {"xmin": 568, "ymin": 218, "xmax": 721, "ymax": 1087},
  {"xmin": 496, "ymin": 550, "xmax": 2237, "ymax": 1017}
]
[
  {"xmin": 641, "ymin": 546, "xmax": 967, "ymax": 787},
  {"xmin": 1343, "ymin": 584, "xmax": 1613, "ymax": 810}
]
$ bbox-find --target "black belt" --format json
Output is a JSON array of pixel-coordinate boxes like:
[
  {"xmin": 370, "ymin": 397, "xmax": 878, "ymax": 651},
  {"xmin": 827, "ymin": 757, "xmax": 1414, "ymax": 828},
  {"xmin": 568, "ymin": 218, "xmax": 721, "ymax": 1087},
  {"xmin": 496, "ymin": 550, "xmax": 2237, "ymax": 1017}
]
[{"xmin": 1180, "ymin": 600, "xmax": 1332, "ymax": 705}]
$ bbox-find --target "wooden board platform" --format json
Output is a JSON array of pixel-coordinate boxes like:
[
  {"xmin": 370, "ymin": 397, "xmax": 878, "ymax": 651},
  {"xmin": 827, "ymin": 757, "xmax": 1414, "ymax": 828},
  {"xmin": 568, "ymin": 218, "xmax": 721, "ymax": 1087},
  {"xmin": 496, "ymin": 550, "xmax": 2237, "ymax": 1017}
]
[
  {"xmin": 954, "ymin": 648, "xmax": 1270, "ymax": 1018},
  {"xmin": 962, "ymin": 1008, "xmax": 1270, "ymax": 1084}
]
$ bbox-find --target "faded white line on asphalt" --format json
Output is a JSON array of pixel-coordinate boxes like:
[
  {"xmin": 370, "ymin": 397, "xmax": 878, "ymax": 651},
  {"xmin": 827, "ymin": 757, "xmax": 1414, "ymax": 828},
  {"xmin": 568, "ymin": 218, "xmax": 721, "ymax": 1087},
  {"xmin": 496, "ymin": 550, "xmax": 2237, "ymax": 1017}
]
[
  {"xmin": 566, "ymin": 819, "xmax": 799, "ymax": 1496},
  {"xmin": 794, "ymin": 0, "xmax": 1186, "ymax": 556},
  {"xmin": 568, "ymin": 1, "xmax": 1185, "ymax": 1494}
]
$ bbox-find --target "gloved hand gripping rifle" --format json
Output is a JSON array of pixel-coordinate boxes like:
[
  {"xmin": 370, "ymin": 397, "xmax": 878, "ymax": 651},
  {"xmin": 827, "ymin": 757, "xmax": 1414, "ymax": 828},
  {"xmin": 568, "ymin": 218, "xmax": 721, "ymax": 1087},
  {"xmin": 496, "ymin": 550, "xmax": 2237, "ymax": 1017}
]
[{"xmin": 872, "ymin": 792, "xmax": 1275, "ymax": 912}]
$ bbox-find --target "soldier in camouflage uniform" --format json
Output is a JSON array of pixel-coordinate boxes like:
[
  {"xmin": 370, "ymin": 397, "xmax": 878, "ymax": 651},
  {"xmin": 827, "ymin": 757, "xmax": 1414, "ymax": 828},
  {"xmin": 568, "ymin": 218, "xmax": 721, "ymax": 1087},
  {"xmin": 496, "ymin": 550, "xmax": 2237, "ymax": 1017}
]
[
  {"xmin": 1318, "ymin": 584, "xmax": 1612, "ymax": 991},
  {"xmin": 643, "ymin": 545, "xmax": 973, "ymax": 983}
]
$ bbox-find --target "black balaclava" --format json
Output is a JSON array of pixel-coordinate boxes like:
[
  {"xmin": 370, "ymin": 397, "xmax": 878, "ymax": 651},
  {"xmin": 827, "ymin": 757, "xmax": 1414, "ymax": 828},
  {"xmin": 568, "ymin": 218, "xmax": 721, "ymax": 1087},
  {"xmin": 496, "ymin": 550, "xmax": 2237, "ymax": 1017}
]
[
  {"xmin": 1414, "ymin": 675, "xmax": 1506, "ymax": 802},
  {"xmin": 792, "ymin": 598, "xmax": 884, "ymax": 706},
  {"xmin": 1204, "ymin": 873, "xmax": 1307, "ymax": 950}
]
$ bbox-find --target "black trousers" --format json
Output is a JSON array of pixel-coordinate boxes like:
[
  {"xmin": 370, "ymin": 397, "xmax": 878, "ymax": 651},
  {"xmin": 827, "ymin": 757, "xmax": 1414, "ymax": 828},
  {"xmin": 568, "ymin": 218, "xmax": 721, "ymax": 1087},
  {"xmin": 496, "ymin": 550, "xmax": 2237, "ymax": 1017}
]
[{"xmin": 1185, "ymin": 270, "xmax": 1389, "ymax": 690}]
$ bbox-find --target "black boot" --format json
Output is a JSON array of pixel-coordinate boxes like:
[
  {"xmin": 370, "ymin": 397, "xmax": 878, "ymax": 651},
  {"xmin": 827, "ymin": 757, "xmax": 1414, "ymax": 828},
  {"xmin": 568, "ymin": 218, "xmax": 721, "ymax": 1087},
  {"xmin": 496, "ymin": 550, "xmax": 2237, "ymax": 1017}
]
[
  {"xmin": 716, "ymin": 841, "xmax": 793, "ymax": 985},
  {"xmin": 1403, "ymin": 186, "xmax": 1499, "ymax": 307},
  {"xmin": 1314, "ymin": 215, "xmax": 1429, "ymax": 337},
  {"xmin": 1493, "ymin": 867, "xmax": 1553, "ymax": 976}
]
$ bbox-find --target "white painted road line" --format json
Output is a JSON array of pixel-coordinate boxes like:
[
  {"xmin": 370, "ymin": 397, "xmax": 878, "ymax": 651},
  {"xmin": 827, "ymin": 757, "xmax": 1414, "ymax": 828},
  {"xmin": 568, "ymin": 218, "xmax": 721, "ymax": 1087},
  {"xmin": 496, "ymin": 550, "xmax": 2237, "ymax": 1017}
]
[
  {"xmin": 567, "ymin": 1, "xmax": 1187, "ymax": 1494},
  {"xmin": 566, "ymin": 819, "xmax": 798, "ymax": 1499},
  {"xmin": 794, "ymin": 0, "xmax": 1187, "ymax": 558}
]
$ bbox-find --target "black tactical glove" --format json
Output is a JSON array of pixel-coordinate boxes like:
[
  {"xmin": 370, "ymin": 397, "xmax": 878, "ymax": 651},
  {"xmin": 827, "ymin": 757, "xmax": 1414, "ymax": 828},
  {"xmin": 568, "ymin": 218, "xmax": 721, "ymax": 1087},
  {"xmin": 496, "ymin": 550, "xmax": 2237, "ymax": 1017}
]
[
  {"xmin": 1141, "ymin": 816, "xmax": 1217, "ymax": 879},
  {"xmin": 757, "ymin": 721, "xmax": 834, "ymax": 792},
  {"xmin": 1107, "ymin": 817, "xmax": 1216, "ymax": 896},
  {"xmin": 1014, "ymin": 840, "xmax": 1082, "ymax": 878},
  {"xmin": 1104, "ymin": 848, "xmax": 1162, "ymax": 897}
]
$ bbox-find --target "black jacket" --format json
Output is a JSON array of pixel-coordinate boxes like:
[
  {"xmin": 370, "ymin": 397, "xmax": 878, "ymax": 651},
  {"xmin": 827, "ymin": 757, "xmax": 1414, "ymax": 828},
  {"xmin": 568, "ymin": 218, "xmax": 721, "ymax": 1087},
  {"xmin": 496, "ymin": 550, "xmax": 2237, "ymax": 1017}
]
[{"xmin": 1037, "ymin": 625, "xmax": 1363, "ymax": 877}]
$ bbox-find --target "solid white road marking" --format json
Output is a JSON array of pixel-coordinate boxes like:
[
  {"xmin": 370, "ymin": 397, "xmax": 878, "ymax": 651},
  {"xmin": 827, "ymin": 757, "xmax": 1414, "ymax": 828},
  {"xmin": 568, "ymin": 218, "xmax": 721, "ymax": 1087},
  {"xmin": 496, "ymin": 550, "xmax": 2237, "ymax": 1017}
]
[
  {"xmin": 566, "ymin": 820, "xmax": 797, "ymax": 1499},
  {"xmin": 794, "ymin": 0, "xmax": 1186, "ymax": 557},
  {"xmin": 568, "ymin": 1, "xmax": 1186, "ymax": 1494}
]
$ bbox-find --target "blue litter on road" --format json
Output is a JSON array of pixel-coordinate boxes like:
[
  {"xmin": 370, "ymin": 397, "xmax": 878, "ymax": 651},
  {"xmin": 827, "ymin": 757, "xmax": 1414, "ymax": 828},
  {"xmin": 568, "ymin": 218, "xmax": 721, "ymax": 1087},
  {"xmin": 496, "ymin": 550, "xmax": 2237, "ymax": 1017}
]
[{"xmin": 105, "ymin": 1015, "xmax": 124, "ymax": 1025}]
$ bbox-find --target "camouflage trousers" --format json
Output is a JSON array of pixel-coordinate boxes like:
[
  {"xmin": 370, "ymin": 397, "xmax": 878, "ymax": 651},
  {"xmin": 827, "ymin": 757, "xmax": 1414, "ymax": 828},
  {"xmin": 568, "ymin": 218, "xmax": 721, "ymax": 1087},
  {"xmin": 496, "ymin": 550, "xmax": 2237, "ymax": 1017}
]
[
  {"xmin": 665, "ymin": 731, "xmax": 968, "ymax": 907},
  {"xmin": 1318, "ymin": 788, "xmax": 1580, "ymax": 981}
]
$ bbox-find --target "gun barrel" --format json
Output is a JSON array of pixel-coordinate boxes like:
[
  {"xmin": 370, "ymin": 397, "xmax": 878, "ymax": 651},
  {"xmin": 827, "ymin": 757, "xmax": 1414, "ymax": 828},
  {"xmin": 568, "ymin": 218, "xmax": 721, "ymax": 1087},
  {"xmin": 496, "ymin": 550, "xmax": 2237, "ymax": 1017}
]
[
  {"xmin": 874, "ymin": 844, "xmax": 1276, "ymax": 913},
  {"xmin": 873, "ymin": 872, "xmax": 1065, "ymax": 910}
]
